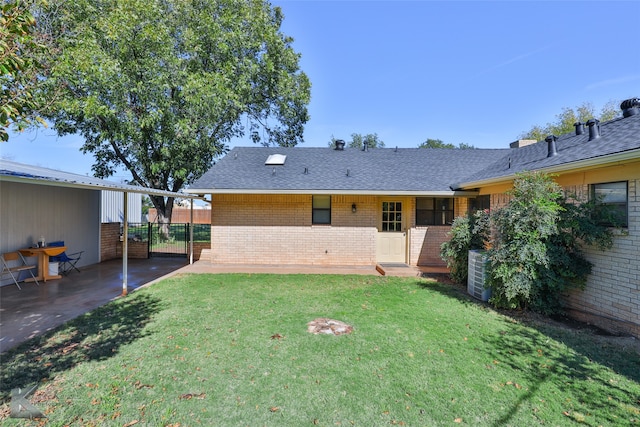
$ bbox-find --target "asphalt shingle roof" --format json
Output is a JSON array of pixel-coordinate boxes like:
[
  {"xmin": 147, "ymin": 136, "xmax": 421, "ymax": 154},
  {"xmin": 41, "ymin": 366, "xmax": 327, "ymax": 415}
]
[
  {"xmin": 456, "ymin": 113, "xmax": 640, "ymax": 188},
  {"xmin": 189, "ymin": 146, "xmax": 509, "ymax": 194},
  {"xmin": 190, "ymin": 111, "xmax": 640, "ymax": 194}
]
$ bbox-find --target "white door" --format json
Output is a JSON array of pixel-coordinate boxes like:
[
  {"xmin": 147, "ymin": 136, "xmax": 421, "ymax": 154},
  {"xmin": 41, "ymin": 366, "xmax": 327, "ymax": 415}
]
[{"xmin": 376, "ymin": 201, "xmax": 406, "ymax": 263}]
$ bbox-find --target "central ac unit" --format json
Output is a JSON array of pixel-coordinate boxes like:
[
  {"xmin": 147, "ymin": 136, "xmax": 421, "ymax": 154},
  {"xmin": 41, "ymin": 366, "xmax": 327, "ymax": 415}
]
[{"xmin": 467, "ymin": 250, "xmax": 491, "ymax": 301}]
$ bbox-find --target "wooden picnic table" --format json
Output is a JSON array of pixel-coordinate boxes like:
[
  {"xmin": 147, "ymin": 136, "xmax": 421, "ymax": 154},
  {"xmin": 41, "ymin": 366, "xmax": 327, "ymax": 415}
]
[{"xmin": 19, "ymin": 246, "xmax": 66, "ymax": 282}]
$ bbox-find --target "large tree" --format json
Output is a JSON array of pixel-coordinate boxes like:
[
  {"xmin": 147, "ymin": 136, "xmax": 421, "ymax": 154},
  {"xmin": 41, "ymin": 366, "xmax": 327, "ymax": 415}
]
[
  {"xmin": 0, "ymin": 0, "xmax": 52, "ymax": 141},
  {"xmin": 38, "ymin": 0, "xmax": 310, "ymax": 225},
  {"xmin": 519, "ymin": 101, "xmax": 619, "ymax": 142}
]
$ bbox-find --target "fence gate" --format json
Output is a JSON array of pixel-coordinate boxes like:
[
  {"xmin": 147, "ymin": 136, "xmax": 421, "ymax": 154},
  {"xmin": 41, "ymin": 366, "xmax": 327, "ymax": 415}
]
[{"xmin": 149, "ymin": 223, "xmax": 189, "ymax": 257}]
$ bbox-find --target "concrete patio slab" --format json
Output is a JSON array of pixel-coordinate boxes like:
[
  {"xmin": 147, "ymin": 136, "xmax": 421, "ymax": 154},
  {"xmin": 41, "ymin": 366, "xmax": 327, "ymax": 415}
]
[{"xmin": 0, "ymin": 258, "xmax": 188, "ymax": 353}]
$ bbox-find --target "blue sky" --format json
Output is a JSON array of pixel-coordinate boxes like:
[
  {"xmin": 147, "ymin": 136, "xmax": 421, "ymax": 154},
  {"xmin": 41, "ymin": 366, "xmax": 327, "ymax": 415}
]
[{"xmin": 2, "ymin": 0, "xmax": 639, "ymax": 181}]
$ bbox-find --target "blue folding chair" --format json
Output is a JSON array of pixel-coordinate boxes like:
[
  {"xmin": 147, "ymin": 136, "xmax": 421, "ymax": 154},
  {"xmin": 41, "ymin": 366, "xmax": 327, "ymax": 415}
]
[{"xmin": 49, "ymin": 241, "xmax": 84, "ymax": 275}]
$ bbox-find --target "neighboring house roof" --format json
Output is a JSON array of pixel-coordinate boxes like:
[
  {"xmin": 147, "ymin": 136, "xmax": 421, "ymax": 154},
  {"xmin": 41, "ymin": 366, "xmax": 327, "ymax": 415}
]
[
  {"xmin": 454, "ymin": 112, "xmax": 640, "ymax": 189},
  {"xmin": 0, "ymin": 159, "xmax": 197, "ymax": 199},
  {"xmin": 187, "ymin": 146, "xmax": 509, "ymax": 195}
]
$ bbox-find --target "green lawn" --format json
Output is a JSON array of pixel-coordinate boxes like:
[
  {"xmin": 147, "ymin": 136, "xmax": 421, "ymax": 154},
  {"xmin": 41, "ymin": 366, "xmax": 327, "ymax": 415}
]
[{"xmin": 1, "ymin": 274, "xmax": 639, "ymax": 426}]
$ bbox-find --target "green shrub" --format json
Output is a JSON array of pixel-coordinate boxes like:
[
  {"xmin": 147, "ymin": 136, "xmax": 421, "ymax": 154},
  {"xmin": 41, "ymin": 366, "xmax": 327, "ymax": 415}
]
[
  {"xmin": 486, "ymin": 172, "xmax": 614, "ymax": 314},
  {"xmin": 440, "ymin": 209, "xmax": 490, "ymax": 284}
]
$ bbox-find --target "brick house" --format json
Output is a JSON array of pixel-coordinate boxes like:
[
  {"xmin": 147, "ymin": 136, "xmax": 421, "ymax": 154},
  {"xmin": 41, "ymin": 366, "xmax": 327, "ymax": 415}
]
[
  {"xmin": 453, "ymin": 98, "xmax": 640, "ymax": 337},
  {"xmin": 187, "ymin": 145, "xmax": 508, "ymax": 267},
  {"xmin": 189, "ymin": 98, "xmax": 639, "ymax": 337}
]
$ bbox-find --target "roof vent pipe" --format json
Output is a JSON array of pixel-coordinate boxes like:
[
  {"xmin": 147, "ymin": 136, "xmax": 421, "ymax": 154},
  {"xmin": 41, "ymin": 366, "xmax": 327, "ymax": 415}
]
[
  {"xmin": 334, "ymin": 139, "xmax": 345, "ymax": 150},
  {"xmin": 586, "ymin": 119, "xmax": 600, "ymax": 140},
  {"xmin": 621, "ymin": 97, "xmax": 640, "ymax": 117},
  {"xmin": 545, "ymin": 135, "xmax": 558, "ymax": 157},
  {"xmin": 574, "ymin": 122, "xmax": 584, "ymax": 135}
]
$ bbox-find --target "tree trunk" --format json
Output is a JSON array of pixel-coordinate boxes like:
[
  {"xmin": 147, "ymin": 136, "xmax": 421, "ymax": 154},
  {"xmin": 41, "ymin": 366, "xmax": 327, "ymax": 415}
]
[{"xmin": 150, "ymin": 196, "xmax": 174, "ymax": 241}]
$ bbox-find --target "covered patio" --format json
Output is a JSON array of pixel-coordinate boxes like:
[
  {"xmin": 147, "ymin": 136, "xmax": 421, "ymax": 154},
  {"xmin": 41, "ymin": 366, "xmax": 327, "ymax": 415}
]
[{"xmin": 0, "ymin": 257, "xmax": 189, "ymax": 353}]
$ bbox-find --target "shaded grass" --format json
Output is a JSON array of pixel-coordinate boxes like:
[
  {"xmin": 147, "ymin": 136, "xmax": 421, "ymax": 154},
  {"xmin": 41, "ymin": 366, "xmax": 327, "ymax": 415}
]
[{"xmin": 1, "ymin": 274, "xmax": 639, "ymax": 426}]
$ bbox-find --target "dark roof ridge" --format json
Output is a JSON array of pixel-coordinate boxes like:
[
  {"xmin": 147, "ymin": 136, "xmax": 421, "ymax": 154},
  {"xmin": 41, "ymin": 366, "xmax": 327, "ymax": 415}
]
[{"xmin": 453, "ymin": 112, "xmax": 640, "ymax": 188}]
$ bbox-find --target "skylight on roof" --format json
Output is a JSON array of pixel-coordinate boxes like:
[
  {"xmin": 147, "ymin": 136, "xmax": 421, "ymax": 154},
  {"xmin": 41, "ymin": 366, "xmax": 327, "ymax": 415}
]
[{"xmin": 265, "ymin": 154, "xmax": 287, "ymax": 165}]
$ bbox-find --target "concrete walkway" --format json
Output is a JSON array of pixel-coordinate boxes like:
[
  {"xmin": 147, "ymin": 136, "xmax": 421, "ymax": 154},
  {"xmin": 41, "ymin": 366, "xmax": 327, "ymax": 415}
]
[{"xmin": 1, "ymin": 258, "xmax": 448, "ymax": 353}]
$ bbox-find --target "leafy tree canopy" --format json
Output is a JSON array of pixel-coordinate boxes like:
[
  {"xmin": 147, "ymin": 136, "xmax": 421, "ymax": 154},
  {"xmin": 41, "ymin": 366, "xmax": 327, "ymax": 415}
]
[
  {"xmin": 418, "ymin": 139, "xmax": 475, "ymax": 149},
  {"xmin": 0, "ymin": 0, "xmax": 51, "ymax": 141},
  {"xmin": 519, "ymin": 101, "xmax": 619, "ymax": 142},
  {"xmin": 37, "ymin": 0, "xmax": 311, "ymax": 222},
  {"xmin": 348, "ymin": 133, "xmax": 384, "ymax": 149}
]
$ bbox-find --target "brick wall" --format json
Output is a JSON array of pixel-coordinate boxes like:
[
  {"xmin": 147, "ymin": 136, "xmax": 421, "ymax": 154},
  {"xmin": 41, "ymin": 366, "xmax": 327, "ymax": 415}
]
[
  {"xmin": 562, "ymin": 179, "xmax": 639, "ymax": 337},
  {"xmin": 211, "ymin": 194, "xmax": 470, "ymax": 267},
  {"xmin": 210, "ymin": 194, "xmax": 377, "ymax": 265},
  {"xmin": 102, "ymin": 222, "xmax": 149, "ymax": 259},
  {"xmin": 409, "ymin": 226, "xmax": 450, "ymax": 266},
  {"xmin": 189, "ymin": 242, "xmax": 210, "ymax": 261},
  {"xmin": 211, "ymin": 225, "xmax": 377, "ymax": 265},
  {"xmin": 100, "ymin": 223, "xmax": 120, "ymax": 261},
  {"xmin": 407, "ymin": 197, "xmax": 467, "ymax": 266},
  {"xmin": 116, "ymin": 240, "xmax": 149, "ymax": 259}
]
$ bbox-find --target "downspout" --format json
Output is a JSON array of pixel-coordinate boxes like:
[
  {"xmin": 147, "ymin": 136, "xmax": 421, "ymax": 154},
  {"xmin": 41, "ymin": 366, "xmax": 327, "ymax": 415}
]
[
  {"xmin": 406, "ymin": 227, "xmax": 411, "ymax": 266},
  {"xmin": 122, "ymin": 191, "xmax": 128, "ymax": 296}
]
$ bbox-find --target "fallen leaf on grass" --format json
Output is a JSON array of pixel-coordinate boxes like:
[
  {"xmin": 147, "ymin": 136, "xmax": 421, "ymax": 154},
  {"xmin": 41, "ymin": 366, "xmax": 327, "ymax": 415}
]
[
  {"xmin": 270, "ymin": 406, "xmax": 279, "ymax": 412},
  {"xmin": 134, "ymin": 380, "xmax": 154, "ymax": 389},
  {"xmin": 454, "ymin": 417, "xmax": 463, "ymax": 423},
  {"xmin": 123, "ymin": 421, "xmax": 139, "ymax": 427},
  {"xmin": 270, "ymin": 333, "xmax": 283, "ymax": 340},
  {"xmin": 61, "ymin": 342, "xmax": 79, "ymax": 354},
  {"xmin": 179, "ymin": 393, "xmax": 206, "ymax": 400}
]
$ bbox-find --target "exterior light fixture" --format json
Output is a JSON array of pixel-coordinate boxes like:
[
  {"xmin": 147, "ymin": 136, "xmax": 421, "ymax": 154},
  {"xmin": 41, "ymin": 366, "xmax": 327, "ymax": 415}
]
[{"xmin": 352, "ymin": 203, "xmax": 357, "ymax": 213}]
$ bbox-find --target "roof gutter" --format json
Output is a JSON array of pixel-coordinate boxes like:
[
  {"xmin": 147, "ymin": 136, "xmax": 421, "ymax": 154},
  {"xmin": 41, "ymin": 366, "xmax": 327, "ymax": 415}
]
[
  {"xmin": 452, "ymin": 148, "xmax": 640, "ymax": 190},
  {"xmin": 0, "ymin": 174, "xmax": 204, "ymax": 199},
  {"xmin": 185, "ymin": 188, "xmax": 480, "ymax": 197}
]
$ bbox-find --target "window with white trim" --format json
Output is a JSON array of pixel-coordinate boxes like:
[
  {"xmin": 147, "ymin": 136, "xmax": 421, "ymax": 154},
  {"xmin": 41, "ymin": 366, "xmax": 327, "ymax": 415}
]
[{"xmin": 381, "ymin": 201, "xmax": 402, "ymax": 231}]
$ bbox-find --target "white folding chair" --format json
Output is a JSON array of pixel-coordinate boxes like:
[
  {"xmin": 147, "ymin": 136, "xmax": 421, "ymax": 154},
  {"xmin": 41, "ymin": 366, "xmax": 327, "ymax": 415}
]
[{"xmin": 1, "ymin": 251, "xmax": 40, "ymax": 290}]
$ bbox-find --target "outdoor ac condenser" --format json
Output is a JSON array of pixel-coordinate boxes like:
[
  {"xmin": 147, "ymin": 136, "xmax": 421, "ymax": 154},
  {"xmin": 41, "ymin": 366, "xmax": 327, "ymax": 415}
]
[{"xmin": 467, "ymin": 250, "xmax": 491, "ymax": 302}]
